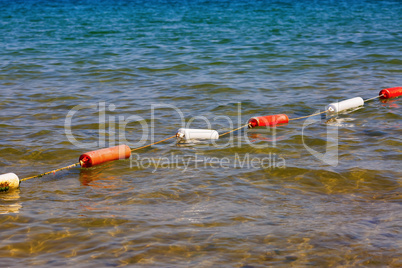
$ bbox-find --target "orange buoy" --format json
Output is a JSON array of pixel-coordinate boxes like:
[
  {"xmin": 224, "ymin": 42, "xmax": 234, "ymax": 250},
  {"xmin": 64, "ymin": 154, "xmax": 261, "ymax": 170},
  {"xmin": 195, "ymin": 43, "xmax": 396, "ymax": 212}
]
[
  {"xmin": 248, "ymin": 114, "xmax": 289, "ymax": 128},
  {"xmin": 379, "ymin": 87, "xmax": 402, "ymax": 99},
  {"xmin": 79, "ymin": 144, "xmax": 131, "ymax": 168}
]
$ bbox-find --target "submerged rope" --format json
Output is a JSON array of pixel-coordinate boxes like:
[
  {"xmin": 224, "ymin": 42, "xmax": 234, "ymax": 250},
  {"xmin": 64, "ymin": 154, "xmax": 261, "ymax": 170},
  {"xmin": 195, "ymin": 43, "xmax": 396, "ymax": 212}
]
[{"xmin": 21, "ymin": 162, "xmax": 81, "ymax": 182}]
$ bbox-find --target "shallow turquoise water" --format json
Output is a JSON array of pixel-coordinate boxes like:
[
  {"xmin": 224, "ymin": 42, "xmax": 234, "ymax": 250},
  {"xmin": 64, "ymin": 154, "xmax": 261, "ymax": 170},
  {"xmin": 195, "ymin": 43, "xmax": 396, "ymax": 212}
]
[{"xmin": 0, "ymin": 0, "xmax": 401, "ymax": 267}]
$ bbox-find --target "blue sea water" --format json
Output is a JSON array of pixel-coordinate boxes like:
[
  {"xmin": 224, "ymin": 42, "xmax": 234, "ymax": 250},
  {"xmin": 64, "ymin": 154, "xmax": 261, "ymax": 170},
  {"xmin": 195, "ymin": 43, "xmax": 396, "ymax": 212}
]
[{"xmin": 0, "ymin": 0, "xmax": 401, "ymax": 267}]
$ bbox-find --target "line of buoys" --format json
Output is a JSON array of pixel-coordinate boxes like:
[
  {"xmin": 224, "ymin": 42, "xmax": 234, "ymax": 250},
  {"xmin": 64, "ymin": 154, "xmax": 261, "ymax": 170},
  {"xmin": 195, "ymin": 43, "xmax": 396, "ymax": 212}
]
[
  {"xmin": 176, "ymin": 128, "xmax": 219, "ymax": 143},
  {"xmin": 79, "ymin": 144, "xmax": 132, "ymax": 168},
  {"xmin": 1, "ymin": 87, "xmax": 401, "ymax": 193}
]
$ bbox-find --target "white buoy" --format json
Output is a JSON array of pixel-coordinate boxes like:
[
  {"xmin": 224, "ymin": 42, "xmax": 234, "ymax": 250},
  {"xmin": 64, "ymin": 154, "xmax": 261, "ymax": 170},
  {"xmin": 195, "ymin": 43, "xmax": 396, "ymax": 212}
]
[
  {"xmin": 176, "ymin": 128, "xmax": 219, "ymax": 143},
  {"xmin": 0, "ymin": 173, "xmax": 20, "ymax": 192},
  {"xmin": 326, "ymin": 97, "xmax": 364, "ymax": 113}
]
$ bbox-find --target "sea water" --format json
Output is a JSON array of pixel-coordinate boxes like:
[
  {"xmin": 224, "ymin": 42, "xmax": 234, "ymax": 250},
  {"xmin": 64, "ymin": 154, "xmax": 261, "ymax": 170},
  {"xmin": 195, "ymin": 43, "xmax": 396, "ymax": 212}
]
[{"xmin": 0, "ymin": 0, "xmax": 401, "ymax": 266}]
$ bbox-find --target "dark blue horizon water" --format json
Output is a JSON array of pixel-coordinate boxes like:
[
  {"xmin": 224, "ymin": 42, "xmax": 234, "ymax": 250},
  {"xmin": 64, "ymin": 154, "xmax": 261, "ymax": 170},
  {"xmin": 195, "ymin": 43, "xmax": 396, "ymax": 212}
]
[{"xmin": 1, "ymin": 0, "xmax": 401, "ymax": 267}]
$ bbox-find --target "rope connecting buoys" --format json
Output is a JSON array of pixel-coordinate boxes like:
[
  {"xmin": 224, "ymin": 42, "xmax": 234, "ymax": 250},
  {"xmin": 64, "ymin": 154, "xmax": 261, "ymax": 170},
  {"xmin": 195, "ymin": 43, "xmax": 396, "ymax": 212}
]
[
  {"xmin": 1, "ymin": 87, "xmax": 400, "ymax": 193},
  {"xmin": 176, "ymin": 128, "xmax": 219, "ymax": 143},
  {"xmin": 248, "ymin": 114, "xmax": 289, "ymax": 128},
  {"xmin": 79, "ymin": 144, "xmax": 132, "ymax": 168},
  {"xmin": 20, "ymin": 162, "xmax": 81, "ymax": 183},
  {"xmin": 379, "ymin": 87, "xmax": 402, "ymax": 99},
  {"xmin": 130, "ymin": 135, "xmax": 177, "ymax": 152},
  {"xmin": 0, "ymin": 173, "xmax": 20, "ymax": 192},
  {"xmin": 219, "ymin": 124, "xmax": 249, "ymax": 137},
  {"xmin": 326, "ymin": 97, "xmax": 364, "ymax": 113}
]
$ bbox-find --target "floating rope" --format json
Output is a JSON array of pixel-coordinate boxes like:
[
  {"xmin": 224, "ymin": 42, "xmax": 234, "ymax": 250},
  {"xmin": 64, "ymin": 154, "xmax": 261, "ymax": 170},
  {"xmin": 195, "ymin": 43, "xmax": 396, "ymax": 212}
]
[
  {"xmin": 364, "ymin": 94, "xmax": 384, "ymax": 102},
  {"xmin": 288, "ymin": 93, "xmax": 385, "ymax": 122},
  {"xmin": 21, "ymin": 162, "xmax": 80, "ymax": 182},
  {"xmin": 288, "ymin": 110, "xmax": 329, "ymax": 121},
  {"xmin": 219, "ymin": 124, "xmax": 249, "ymax": 137},
  {"xmin": 13, "ymin": 107, "xmax": 350, "ymax": 182},
  {"xmin": 20, "ymin": 135, "xmax": 178, "ymax": 181},
  {"xmin": 131, "ymin": 135, "xmax": 177, "ymax": 152},
  {"xmin": 19, "ymin": 125, "xmax": 252, "ymax": 181},
  {"xmin": 4, "ymin": 87, "xmax": 400, "ymax": 190}
]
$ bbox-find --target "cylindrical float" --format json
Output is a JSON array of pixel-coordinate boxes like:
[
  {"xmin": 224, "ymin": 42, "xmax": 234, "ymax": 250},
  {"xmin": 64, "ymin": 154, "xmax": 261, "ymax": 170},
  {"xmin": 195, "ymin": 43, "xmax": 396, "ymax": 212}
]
[
  {"xmin": 79, "ymin": 144, "xmax": 131, "ymax": 168},
  {"xmin": 326, "ymin": 97, "xmax": 364, "ymax": 113},
  {"xmin": 176, "ymin": 128, "xmax": 219, "ymax": 143},
  {"xmin": 248, "ymin": 114, "xmax": 289, "ymax": 128},
  {"xmin": 379, "ymin": 87, "xmax": 402, "ymax": 99},
  {"xmin": 0, "ymin": 173, "xmax": 20, "ymax": 192}
]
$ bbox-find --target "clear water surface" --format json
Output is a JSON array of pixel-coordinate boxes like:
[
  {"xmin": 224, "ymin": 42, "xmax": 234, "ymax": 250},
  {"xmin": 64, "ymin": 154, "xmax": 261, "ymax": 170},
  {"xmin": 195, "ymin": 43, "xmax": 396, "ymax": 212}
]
[{"xmin": 0, "ymin": 0, "xmax": 401, "ymax": 267}]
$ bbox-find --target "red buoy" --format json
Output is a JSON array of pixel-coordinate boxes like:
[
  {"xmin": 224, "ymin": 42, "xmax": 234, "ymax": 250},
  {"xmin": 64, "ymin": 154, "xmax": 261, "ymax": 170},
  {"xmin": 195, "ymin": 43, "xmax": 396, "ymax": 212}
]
[
  {"xmin": 248, "ymin": 114, "xmax": 289, "ymax": 128},
  {"xmin": 79, "ymin": 144, "xmax": 131, "ymax": 168},
  {"xmin": 379, "ymin": 87, "xmax": 402, "ymax": 99}
]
